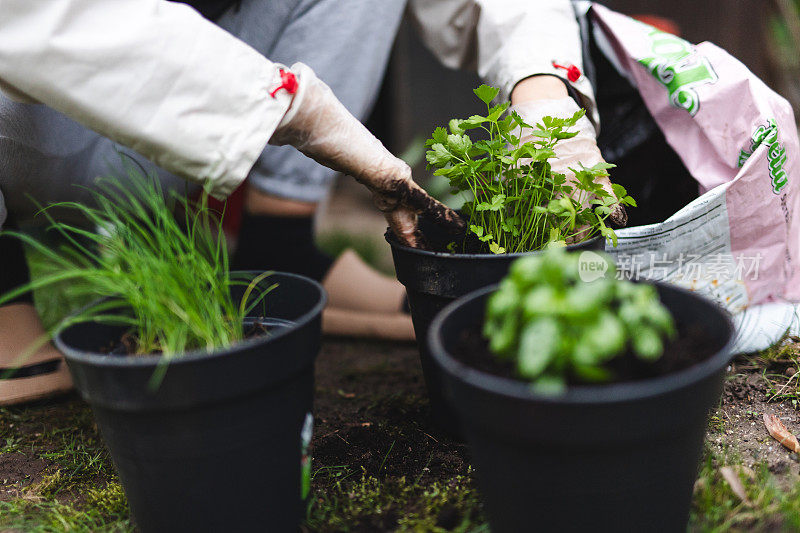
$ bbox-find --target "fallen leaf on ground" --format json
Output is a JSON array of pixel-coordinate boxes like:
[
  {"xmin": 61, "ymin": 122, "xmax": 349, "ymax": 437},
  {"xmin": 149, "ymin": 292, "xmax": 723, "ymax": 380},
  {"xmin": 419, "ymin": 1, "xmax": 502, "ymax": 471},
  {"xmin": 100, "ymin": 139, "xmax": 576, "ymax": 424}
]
[
  {"xmin": 763, "ymin": 413, "xmax": 800, "ymax": 453},
  {"xmin": 337, "ymin": 389, "xmax": 356, "ymax": 399},
  {"xmin": 719, "ymin": 466, "xmax": 751, "ymax": 505}
]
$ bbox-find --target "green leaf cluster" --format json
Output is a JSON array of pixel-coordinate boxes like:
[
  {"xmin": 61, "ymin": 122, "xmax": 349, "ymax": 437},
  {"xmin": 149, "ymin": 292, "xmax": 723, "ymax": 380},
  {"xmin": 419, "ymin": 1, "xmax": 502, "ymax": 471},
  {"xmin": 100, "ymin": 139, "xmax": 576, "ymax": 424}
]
[
  {"xmin": 483, "ymin": 247, "xmax": 676, "ymax": 393},
  {"xmin": 0, "ymin": 157, "xmax": 276, "ymax": 384},
  {"xmin": 425, "ymin": 84, "xmax": 636, "ymax": 253}
]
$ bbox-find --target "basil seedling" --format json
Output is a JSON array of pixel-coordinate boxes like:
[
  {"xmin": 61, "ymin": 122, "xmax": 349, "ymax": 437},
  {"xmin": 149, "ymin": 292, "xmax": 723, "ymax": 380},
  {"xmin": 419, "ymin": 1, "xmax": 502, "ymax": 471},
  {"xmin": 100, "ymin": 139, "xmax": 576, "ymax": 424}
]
[{"xmin": 483, "ymin": 247, "xmax": 675, "ymax": 392}]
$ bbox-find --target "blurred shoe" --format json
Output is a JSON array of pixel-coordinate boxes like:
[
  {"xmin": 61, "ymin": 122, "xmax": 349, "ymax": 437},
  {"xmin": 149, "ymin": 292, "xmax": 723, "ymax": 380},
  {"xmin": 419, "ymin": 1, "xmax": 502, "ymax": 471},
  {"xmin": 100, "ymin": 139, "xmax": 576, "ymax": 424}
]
[
  {"xmin": 0, "ymin": 303, "xmax": 73, "ymax": 406},
  {"xmin": 322, "ymin": 250, "xmax": 414, "ymax": 341}
]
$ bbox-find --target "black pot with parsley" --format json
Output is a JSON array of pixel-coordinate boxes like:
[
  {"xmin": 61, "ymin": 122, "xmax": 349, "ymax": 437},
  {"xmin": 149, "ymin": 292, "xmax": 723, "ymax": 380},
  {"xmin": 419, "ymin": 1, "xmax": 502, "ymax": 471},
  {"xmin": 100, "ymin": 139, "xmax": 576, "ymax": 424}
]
[{"xmin": 388, "ymin": 85, "xmax": 635, "ymax": 438}]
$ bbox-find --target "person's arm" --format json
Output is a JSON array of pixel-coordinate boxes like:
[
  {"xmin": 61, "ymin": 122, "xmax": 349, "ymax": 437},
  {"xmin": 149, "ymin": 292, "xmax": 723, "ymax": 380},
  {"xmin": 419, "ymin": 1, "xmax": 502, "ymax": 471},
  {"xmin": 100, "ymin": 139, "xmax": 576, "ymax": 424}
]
[
  {"xmin": 408, "ymin": 0, "xmax": 597, "ymax": 123},
  {"xmin": 510, "ymin": 76, "xmax": 569, "ymax": 104},
  {"xmin": 0, "ymin": 0, "xmax": 292, "ymax": 198},
  {"xmin": 0, "ymin": 0, "xmax": 459, "ymax": 246},
  {"xmin": 410, "ymin": 0, "xmax": 625, "ymax": 225},
  {"xmin": 270, "ymin": 64, "xmax": 464, "ymax": 245}
]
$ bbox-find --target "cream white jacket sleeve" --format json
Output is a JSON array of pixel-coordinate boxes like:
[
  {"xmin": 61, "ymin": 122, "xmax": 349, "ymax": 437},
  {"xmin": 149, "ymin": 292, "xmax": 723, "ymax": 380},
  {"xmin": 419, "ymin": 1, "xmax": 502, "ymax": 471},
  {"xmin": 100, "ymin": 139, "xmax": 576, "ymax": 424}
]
[
  {"xmin": 0, "ymin": 0, "xmax": 296, "ymax": 197},
  {"xmin": 409, "ymin": 0, "xmax": 597, "ymax": 125}
]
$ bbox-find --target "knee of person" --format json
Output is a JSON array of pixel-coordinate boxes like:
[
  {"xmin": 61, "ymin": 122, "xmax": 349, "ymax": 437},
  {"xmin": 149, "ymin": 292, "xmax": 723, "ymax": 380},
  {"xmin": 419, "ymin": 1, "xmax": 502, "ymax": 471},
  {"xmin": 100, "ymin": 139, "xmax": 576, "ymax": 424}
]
[
  {"xmin": 243, "ymin": 184, "xmax": 319, "ymax": 216},
  {"xmin": 0, "ymin": 96, "xmax": 41, "ymax": 194},
  {"xmin": 0, "ymin": 94, "xmax": 36, "ymax": 145},
  {"xmin": 0, "ymin": 188, "xmax": 6, "ymax": 229}
]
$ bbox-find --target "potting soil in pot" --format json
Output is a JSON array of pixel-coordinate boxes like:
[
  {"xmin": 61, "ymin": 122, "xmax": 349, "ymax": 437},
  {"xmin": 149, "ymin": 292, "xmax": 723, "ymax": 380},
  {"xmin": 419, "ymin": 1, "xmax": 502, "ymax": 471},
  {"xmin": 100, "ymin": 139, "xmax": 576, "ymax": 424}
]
[
  {"xmin": 453, "ymin": 322, "xmax": 721, "ymax": 386},
  {"xmin": 102, "ymin": 317, "xmax": 294, "ymax": 357}
]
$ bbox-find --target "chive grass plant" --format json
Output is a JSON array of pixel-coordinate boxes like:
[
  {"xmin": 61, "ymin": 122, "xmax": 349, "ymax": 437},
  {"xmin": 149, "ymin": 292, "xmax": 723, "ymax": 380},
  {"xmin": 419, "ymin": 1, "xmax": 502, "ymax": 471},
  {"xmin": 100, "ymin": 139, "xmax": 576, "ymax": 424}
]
[
  {"xmin": 425, "ymin": 84, "xmax": 636, "ymax": 254},
  {"xmin": 0, "ymin": 159, "xmax": 275, "ymax": 373}
]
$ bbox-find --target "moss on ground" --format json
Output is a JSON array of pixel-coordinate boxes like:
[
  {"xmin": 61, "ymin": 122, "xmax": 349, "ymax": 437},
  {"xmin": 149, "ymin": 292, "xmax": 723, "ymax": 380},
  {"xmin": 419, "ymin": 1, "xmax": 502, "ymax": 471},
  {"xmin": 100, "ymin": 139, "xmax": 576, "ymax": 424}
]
[
  {"xmin": 0, "ymin": 484, "xmax": 131, "ymax": 533},
  {"xmin": 306, "ymin": 470, "xmax": 485, "ymax": 532},
  {"xmin": 690, "ymin": 447, "xmax": 800, "ymax": 531},
  {"xmin": 0, "ymin": 398, "xmax": 116, "ymax": 493},
  {"xmin": 0, "ymin": 399, "xmax": 131, "ymax": 532}
]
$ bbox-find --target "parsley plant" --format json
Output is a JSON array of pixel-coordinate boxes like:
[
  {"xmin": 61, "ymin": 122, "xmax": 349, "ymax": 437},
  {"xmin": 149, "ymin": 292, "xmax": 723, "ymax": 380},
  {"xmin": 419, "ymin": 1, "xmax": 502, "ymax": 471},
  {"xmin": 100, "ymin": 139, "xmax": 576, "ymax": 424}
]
[{"xmin": 425, "ymin": 85, "xmax": 636, "ymax": 254}]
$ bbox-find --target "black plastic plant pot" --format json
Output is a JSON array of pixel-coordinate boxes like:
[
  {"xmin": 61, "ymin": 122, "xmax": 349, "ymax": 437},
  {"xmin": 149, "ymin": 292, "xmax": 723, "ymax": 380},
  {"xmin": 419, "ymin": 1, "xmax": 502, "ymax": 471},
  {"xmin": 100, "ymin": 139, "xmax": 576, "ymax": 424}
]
[
  {"xmin": 428, "ymin": 282, "xmax": 735, "ymax": 532},
  {"xmin": 387, "ymin": 232, "xmax": 603, "ymax": 437},
  {"xmin": 54, "ymin": 272, "xmax": 326, "ymax": 533}
]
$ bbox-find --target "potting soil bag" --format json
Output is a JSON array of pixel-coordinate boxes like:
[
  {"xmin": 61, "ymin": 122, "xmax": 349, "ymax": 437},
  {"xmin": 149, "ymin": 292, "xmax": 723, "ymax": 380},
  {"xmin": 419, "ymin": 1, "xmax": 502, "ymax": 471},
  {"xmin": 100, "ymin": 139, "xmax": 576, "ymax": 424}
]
[{"xmin": 590, "ymin": 4, "xmax": 800, "ymax": 353}]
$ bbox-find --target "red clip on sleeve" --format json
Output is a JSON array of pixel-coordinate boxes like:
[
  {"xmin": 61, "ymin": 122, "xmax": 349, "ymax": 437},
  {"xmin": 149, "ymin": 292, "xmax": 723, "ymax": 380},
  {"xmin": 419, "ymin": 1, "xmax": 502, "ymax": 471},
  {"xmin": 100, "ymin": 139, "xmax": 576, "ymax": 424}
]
[
  {"xmin": 551, "ymin": 62, "xmax": 582, "ymax": 83},
  {"xmin": 269, "ymin": 69, "xmax": 299, "ymax": 98}
]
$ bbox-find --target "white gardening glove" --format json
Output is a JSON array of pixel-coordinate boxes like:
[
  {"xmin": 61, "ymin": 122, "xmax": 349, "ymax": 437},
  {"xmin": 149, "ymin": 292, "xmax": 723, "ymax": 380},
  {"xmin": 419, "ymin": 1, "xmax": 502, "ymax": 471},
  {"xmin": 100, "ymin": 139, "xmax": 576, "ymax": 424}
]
[
  {"xmin": 269, "ymin": 63, "xmax": 464, "ymax": 248},
  {"xmin": 511, "ymin": 97, "xmax": 627, "ymax": 227}
]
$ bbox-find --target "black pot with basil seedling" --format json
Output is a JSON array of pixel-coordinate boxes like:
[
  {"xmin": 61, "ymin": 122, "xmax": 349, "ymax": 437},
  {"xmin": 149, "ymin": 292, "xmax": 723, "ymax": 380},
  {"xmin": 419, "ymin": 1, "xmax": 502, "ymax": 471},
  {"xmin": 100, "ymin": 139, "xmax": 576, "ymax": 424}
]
[
  {"xmin": 387, "ymin": 84, "xmax": 635, "ymax": 436},
  {"xmin": 0, "ymin": 170, "xmax": 326, "ymax": 532},
  {"xmin": 428, "ymin": 247, "xmax": 735, "ymax": 532}
]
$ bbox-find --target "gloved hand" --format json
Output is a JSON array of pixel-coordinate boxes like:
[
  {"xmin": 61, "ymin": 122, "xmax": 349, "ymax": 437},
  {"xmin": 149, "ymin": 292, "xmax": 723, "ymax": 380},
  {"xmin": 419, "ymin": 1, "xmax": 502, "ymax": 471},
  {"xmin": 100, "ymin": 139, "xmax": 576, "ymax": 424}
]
[
  {"xmin": 269, "ymin": 63, "xmax": 464, "ymax": 247},
  {"xmin": 511, "ymin": 97, "xmax": 627, "ymax": 227}
]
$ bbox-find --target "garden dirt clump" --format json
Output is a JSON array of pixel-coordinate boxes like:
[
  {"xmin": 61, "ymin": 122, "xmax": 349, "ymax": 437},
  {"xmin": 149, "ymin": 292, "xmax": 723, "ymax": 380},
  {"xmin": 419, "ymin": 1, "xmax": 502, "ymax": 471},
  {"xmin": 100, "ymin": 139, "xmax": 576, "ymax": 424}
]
[
  {"xmin": 710, "ymin": 357, "xmax": 800, "ymax": 487},
  {"xmin": 0, "ymin": 452, "xmax": 50, "ymax": 500},
  {"xmin": 312, "ymin": 339, "xmax": 470, "ymax": 483}
]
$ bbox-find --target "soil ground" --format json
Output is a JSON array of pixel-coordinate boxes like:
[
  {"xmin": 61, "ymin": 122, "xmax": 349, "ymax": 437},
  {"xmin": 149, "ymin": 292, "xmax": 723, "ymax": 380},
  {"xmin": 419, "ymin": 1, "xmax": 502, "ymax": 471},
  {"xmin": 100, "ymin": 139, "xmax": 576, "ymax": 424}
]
[
  {"xmin": 3, "ymin": 337, "xmax": 800, "ymax": 532},
  {"xmin": 711, "ymin": 354, "xmax": 800, "ymax": 485}
]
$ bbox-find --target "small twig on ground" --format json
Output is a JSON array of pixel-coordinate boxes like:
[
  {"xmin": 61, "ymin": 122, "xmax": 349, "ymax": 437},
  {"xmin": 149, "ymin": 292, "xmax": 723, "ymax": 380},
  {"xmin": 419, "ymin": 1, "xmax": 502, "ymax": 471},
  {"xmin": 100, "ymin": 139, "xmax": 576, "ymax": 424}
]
[
  {"xmin": 317, "ymin": 429, "xmax": 340, "ymax": 440},
  {"xmin": 417, "ymin": 429, "xmax": 439, "ymax": 444}
]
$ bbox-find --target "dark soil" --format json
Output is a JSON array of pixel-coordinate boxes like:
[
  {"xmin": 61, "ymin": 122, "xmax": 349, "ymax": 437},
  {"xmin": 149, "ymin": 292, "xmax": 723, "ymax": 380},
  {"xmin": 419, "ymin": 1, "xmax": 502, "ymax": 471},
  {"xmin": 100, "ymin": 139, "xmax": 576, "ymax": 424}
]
[
  {"xmin": 103, "ymin": 319, "xmax": 275, "ymax": 356},
  {"xmin": 710, "ymin": 356, "xmax": 800, "ymax": 488},
  {"xmin": 412, "ymin": 211, "xmax": 605, "ymax": 255},
  {"xmin": 305, "ymin": 339, "xmax": 479, "ymax": 531},
  {"xmin": 409, "ymin": 213, "xmax": 485, "ymax": 254},
  {"xmin": 455, "ymin": 322, "xmax": 719, "ymax": 385},
  {"xmin": 311, "ymin": 339, "xmax": 470, "ymax": 485},
  {"xmin": 0, "ymin": 453, "xmax": 50, "ymax": 500}
]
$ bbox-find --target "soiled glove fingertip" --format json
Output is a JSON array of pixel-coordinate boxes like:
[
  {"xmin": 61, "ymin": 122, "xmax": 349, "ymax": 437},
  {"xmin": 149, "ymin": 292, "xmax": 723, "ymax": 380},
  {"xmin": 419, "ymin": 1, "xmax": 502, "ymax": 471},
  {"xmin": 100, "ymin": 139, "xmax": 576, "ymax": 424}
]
[
  {"xmin": 394, "ymin": 229, "xmax": 428, "ymax": 250},
  {"xmin": 609, "ymin": 205, "xmax": 628, "ymax": 228},
  {"xmin": 385, "ymin": 209, "xmax": 424, "ymax": 249}
]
